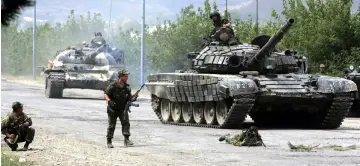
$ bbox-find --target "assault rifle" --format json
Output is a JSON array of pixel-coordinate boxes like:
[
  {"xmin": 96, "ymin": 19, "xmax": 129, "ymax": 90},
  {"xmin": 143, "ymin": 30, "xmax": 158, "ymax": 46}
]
[{"xmin": 124, "ymin": 84, "xmax": 145, "ymax": 113}]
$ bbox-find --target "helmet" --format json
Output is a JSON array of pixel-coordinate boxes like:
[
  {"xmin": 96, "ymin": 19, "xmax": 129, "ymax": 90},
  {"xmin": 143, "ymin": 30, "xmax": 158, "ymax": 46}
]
[
  {"xmin": 12, "ymin": 101, "xmax": 23, "ymax": 111},
  {"xmin": 209, "ymin": 11, "xmax": 220, "ymax": 19},
  {"xmin": 118, "ymin": 69, "xmax": 130, "ymax": 78},
  {"xmin": 320, "ymin": 64, "xmax": 325, "ymax": 68},
  {"xmin": 82, "ymin": 41, "xmax": 86, "ymax": 45}
]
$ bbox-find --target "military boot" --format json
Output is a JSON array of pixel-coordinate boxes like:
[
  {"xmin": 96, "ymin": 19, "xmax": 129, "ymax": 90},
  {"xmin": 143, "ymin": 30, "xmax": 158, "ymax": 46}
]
[
  {"xmin": 107, "ymin": 138, "xmax": 114, "ymax": 148},
  {"xmin": 4, "ymin": 137, "xmax": 18, "ymax": 151},
  {"xmin": 18, "ymin": 142, "xmax": 30, "ymax": 151},
  {"xmin": 124, "ymin": 136, "xmax": 133, "ymax": 147}
]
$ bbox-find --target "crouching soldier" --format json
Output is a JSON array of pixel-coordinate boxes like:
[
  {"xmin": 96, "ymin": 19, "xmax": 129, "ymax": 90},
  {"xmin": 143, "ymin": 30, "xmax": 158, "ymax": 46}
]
[
  {"xmin": 1, "ymin": 102, "xmax": 35, "ymax": 151},
  {"xmin": 219, "ymin": 126, "xmax": 265, "ymax": 147}
]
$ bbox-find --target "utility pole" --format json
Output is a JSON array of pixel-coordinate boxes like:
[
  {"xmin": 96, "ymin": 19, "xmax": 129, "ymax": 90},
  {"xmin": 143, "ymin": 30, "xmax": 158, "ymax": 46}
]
[
  {"xmin": 108, "ymin": 0, "xmax": 113, "ymax": 42},
  {"xmin": 256, "ymin": 0, "xmax": 259, "ymax": 35},
  {"xmin": 33, "ymin": 1, "xmax": 37, "ymax": 80},
  {"xmin": 225, "ymin": 0, "xmax": 228, "ymax": 18},
  {"xmin": 140, "ymin": 0, "xmax": 145, "ymax": 85}
]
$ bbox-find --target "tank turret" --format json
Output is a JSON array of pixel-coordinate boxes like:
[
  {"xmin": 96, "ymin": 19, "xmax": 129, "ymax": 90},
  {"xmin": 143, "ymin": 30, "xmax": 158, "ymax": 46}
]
[
  {"xmin": 249, "ymin": 18, "xmax": 295, "ymax": 65},
  {"xmin": 189, "ymin": 18, "xmax": 296, "ymax": 74}
]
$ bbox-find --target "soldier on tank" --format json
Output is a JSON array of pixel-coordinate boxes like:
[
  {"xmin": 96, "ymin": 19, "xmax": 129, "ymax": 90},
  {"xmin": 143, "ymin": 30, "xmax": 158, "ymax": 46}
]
[
  {"xmin": 219, "ymin": 126, "xmax": 265, "ymax": 147},
  {"xmin": 221, "ymin": 18, "xmax": 235, "ymax": 36},
  {"xmin": 319, "ymin": 64, "xmax": 326, "ymax": 75},
  {"xmin": 104, "ymin": 70, "xmax": 138, "ymax": 148},
  {"xmin": 82, "ymin": 40, "xmax": 88, "ymax": 47},
  {"xmin": 91, "ymin": 32, "xmax": 106, "ymax": 48},
  {"xmin": 209, "ymin": 11, "xmax": 222, "ymax": 37},
  {"xmin": 220, "ymin": 18, "xmax": 239, "ymax": 45},
  {"xmin": 1, "ymin": 102, "xmax": 35, "ymax": 151}
]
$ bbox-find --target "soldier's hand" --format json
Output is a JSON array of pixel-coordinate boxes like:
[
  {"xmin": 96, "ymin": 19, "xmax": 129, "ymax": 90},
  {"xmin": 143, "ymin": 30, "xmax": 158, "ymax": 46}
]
[
  {"xmin": 131, "ymin": 94, "xmax": 138, "ymax": 101},
  {"xmin": 108, "ymin": 100, "xmax": 116, "ymax": 107},
  {"xmin": 6, "ymin": 133, "xmax": 16, "ymax": 139}
]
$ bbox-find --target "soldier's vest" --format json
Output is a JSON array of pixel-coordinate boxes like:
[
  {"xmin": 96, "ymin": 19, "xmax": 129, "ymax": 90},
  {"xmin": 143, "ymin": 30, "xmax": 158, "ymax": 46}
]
[{"xmin": 110, "ymin": 84, "xmax": 131, "ymax": 110}]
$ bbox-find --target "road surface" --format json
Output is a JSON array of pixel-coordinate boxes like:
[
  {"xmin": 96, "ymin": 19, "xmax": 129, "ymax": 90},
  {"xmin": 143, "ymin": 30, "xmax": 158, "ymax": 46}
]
[{"xmin": 1, "ymin": 79, "xmax": 360, "ymax": 166}]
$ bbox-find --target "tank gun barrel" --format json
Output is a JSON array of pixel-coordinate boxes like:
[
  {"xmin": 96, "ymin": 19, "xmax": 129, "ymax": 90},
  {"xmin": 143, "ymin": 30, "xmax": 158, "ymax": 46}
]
[{"xmin": 250, "ymin": 18, "xmax": 295, "ymax": 64}]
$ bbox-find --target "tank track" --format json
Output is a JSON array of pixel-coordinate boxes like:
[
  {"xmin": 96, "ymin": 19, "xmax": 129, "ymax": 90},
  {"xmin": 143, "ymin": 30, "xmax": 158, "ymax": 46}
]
[
  {"xmin": 45, "ymin": 72, "xmax": 65, "ymax": 98},
  {"xmin": 318, "ymin": 92, "xmax": 354, "ymax": 129},
  {"xmin": 151, "ymin": 94, "xmax": 255, "ymax": 129}
]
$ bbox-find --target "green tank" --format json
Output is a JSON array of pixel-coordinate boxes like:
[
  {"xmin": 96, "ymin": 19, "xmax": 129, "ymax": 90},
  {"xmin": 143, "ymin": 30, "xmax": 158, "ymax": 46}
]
[{"xmin": 145, "ymin": 19, "xmax": 358, "ymax": 129}]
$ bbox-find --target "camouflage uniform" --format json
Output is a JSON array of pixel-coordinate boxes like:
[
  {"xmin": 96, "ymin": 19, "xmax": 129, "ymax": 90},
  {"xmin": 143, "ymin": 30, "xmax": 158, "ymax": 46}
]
[
  {"xmin": 104, "ymin": 70, "xmax": 133, "ymax": 147},
  {"xmin": 1, "ymin": 102, "xmax": 35, "ymax": 151},
  {"xmin": 219, "ymin": 126, "xmax": 263, "ymax": 147}
]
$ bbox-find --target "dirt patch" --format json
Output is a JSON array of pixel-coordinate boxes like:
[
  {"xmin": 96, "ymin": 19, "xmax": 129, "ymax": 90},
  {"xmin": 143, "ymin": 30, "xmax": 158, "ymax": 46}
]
[{"xmin": 0, "ymin": 128, "xmax": 181, "ymax": 166}]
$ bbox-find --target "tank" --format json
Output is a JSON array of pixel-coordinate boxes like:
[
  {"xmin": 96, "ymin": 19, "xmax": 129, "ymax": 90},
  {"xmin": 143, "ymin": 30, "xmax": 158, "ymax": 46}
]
[
  {"xmin": 344, "ymin": 65, "xmax": 360, "ymax": 117},
  {"xmin": 145, "ymin": 18, "xmax": 358, "ymax": 129},
  {"xmin": 42, "ymin": 43, "xmax": 124, "ymax": 98}
]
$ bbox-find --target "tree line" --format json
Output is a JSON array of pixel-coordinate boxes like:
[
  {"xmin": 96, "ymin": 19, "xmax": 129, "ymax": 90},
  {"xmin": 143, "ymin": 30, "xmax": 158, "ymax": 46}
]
[{"xmin": 1, "ymin": 0, "xmax": 359, "ymax": 85}]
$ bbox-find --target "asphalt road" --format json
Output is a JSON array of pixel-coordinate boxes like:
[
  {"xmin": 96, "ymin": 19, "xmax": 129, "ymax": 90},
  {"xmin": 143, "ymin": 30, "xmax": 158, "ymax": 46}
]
[{"xmin": 1, "ymin": 80, "xmax": 360, "ymax": 166}]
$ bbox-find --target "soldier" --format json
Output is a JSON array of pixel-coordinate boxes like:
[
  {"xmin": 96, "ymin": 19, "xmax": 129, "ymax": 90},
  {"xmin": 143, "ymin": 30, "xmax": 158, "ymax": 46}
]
[
  {"xmin": 221, "ymin": 18, "xmax": 239, "ymax": 45},
  {"xmin": 104, "ymin": 70, "xmax": 138, "ymax": 148},
  {"xmin": 91, "ymin": 32, "xmax": 106, "ymax": 48},
  {"xmin": 82, "ymin": 40, "xmax": 88, "ymax": 47},
  {"xmin": 1, "ymin": 102, "xmax": 35, "ymax": 151},
  {"xmin": 209, "ymin": 11, "xmax": 222, "ymax": 37},
  {"xmin": 219, "ymin": 126, "xmax": 265, "ymax": 147},
  {"xmin": 319, "ymin": 64, "xmax": 326, "ymax": 74},
  {"xmin": 221, "ymin": 18, "xmax": 235, "ymax": 36}
]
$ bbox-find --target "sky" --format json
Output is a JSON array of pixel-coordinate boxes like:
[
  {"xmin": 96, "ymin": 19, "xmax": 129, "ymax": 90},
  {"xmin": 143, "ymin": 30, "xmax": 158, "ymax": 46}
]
[{"xmin": 17, "ymin": 0, "xmax": 360, "ymax": 28}]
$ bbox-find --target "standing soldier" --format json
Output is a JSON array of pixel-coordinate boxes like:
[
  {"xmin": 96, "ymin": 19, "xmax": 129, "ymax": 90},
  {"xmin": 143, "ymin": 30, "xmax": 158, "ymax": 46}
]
[
  {"xmin": 104, "ymin": 70, "xmax": 138, "ymax": 148},
  {"xmin": 209, "ymin": 11, "xmax": 222, "ymax": 37},
  {"xmin": 1, "ymin": 102, "xmax": 35, "ymax": 151},
  {"xmin": 319, "ymin": 64, "xmax": 326, "ymax": 74}
]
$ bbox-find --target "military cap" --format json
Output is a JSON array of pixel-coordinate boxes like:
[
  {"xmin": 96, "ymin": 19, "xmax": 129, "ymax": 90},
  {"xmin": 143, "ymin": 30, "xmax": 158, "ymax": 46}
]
[
  {"xmin": 209, "ymin": 11, "xmax": 220, "ymax": 19},
  {"xmin": 320, "ymin": 64, "xmax": 325, "ymax": 68},
  {"xmin": 12, "ymin": 101, "xmax": 23, "ymax": 111},
  {"xmin": 221, "ymin": 18, "xmax": 230, "ymax": 24},
  {"xmin": 118, "ymin": 69, "xmax": 130, "ymax": 77}
]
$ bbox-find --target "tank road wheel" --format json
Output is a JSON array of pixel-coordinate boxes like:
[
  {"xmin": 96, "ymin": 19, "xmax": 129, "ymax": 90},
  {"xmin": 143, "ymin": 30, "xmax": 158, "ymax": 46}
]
[
  {"xmin": 45, "ymin": 72, "xmax": 64, "ymax": 98},
  {"xmin": 171, "ymin": 102, "xmax": 182, "ymax": 123},
  {"xmin": 160, "ymin": 99, "xmax": 172, "ymax": 122},
  {"xmin": 216, "ymin": 100, "xmax": 229, "ymax": 126},
  {"xmin": 181, "ymin": 102, "xmax": 194, "ymax": 123},
  {"xmin": 204, "ymin": 102, "xmax": 217, "ymax": 125},
  {"xmin": 192, "ymin": 102, "xmax": 205, "ymax": 124}
]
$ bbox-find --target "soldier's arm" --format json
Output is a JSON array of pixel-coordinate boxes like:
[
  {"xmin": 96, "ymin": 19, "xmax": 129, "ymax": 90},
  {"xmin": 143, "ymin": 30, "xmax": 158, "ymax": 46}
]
[
  {"xmin": 104, "ymin": 83, "xmax": 113, "ymax": 102},
  {"xmin": 21, "ymin": 113, "xmax": 32, "ymax": 127}
]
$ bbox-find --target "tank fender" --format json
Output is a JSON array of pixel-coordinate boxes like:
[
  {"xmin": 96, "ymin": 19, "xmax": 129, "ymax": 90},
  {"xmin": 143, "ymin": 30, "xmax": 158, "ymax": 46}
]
[
  {"xmin": 218, "ymin": 78, "xmax": 258, "ymax": 97},
  {"xmin": 316, "ymin": 76, "xmax": 358, "ymax": 93}
]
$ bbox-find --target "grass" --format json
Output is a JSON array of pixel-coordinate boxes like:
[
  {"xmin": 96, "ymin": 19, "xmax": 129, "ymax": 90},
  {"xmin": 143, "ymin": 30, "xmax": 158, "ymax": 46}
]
[
  {"xmin": 288, "ymin": 142, "xmax": 359, "ymax": 152},
  {"xmin": 1, "ymin": 148, "xmax": 34, "ymax": 166}
]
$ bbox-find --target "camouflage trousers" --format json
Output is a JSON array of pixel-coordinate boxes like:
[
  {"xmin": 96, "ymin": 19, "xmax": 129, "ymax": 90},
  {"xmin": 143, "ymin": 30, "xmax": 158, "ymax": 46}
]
[
  {"xmin": 5, "ymin": 127, "xmax": 35, "ymax": 149},
  {"xmin": 106, "ymin": 107, "xmax": 130, "ymax": 139}
]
